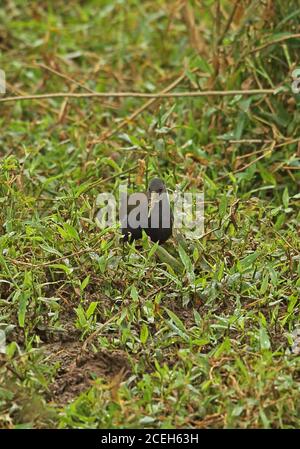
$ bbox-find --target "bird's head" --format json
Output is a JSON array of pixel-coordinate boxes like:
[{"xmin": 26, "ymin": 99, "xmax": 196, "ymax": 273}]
[
  {"xmin": 147, "ymin": 178, "xmax": 166, "ymax": 196},
  {"xmin": 147, "ymin": 178, "xmax": 168, "ymax": 214}
]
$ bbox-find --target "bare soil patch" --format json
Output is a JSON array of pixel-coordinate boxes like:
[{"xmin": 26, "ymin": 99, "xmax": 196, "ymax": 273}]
[{"xmin": 46, "ymin": 341, "xmax": 131, "ymax": 405}]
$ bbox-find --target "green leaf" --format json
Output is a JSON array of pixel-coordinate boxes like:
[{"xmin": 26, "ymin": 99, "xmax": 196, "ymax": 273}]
[
  {"xmin": 192, "ymin": 338, "xmax": 210, "ymax": 346},
  {"xmin": 39, "ymin": 245, "xmax": 62, "ymax": 257},
  {"xmin": 75, "ymin": 305, "xmax": 87, "ymax": 327},
  {"xmin": 260, "ymin": 274, "xmax": 269, "ymax": 295},
  {"xmin": 193, "ymin": 309, "xmax": 202, "ymax": 327},
  {"xmin": 235, "ymin": 358, "xmax": 250, "ymax": 380},
  {"xmin": 217, "ymin": 262, "xmax": 225, "ymax": 282},
  {"xmin": 192, "ymin": 246, "xmax": 199, "ymax": 263},
  {"xmin": 282, "ymin": 187, "xmax": 289, "ymax": 208},
  {"xmin": 239, "ymin": 251, "xmax": 260, "ymax": 269},
  {"xmin": 86, "ymin": 301, "xmax": 98, "ymax": 319},
  {"xmin": 213, "ymin": 337, "xmax": 231, "ymax": 357},
  {"xmin": 156, "ymin": 246, "xmax": 184, "ymax": 274},
  {"xmin": 148, "ymin": 241, "xmax": 159, "ymax": 259},
  {"xmin": 165, "ymin": 308, "xmax": 187, "ymax": 333},
  {"xmin": 140, "ymin": 323, "xmax": 149, "ymax": 344},
  {"xmin": 139, "ymin": 416, "xmax": 156, "ymax": 425},
  {"xmin": 130, "ymin": 285, "xmax": 139, "ymax": 302},
  {"xmin": 232, "ymin": 405, "xmax": 244, "ymax": 417},
  {"xmin": 275, "ymin": 212, "xmax": 286, "ymax": 230},
  {"xmin": 259, "ymin": 327, "xmax": 271, "ymax": 350},
  {"xmin": 234, "ymin": 111, "xmax": 247, "ymax": 139},
  {"xmin": 259, "ymin": 407, "xmax": 270, "ymax": 428},
  {"xmin": 18, "ymin": 291, "xmax": 30, "ymax": 328},
  {"xmin": 191, "ymin": 56, "xmax": 213, "ymax": 73},
  {"xmin": 49, "ymin": 264, "xmax": 73, "ymax": 275},
  {"xmin": 178, "ymin": 245, "xmax": 192, "ymax": 273},
  {"xmin": 258, "ymin": 164, "xmax": 277, "ymax": 185},
  {"xmin": 81, "ymin": 275, "xmax": 90, "ymax": 291},
  {"xmin": 160, "ymin": 104, "xmax": 176, "ymax": 126},
  {"xmin": 59, "ymin": 223, "xmax": 79, "ymax": 241}
]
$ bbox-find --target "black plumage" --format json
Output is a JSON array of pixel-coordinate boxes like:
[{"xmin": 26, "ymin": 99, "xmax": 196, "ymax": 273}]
[{"xmin": 121, "ymin": 178, "xmax": 173, "ymax": 244}]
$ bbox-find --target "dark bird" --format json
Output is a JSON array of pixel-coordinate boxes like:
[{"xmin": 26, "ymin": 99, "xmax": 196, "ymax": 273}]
[{"xmin": 121, "ymin": 178, "xmax": 173, "ymax": 244}]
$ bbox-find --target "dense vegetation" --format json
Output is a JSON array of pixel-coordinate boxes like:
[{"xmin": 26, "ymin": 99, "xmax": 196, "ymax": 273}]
[{"xmin": 0, "ymin": 0, "xmax": 299, "ymax": 428}]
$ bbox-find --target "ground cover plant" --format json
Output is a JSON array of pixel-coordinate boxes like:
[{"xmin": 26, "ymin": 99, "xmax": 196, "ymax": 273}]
[{"xmin": 0, "ymin": 0, "xmax": 299, "ymax": 428}]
